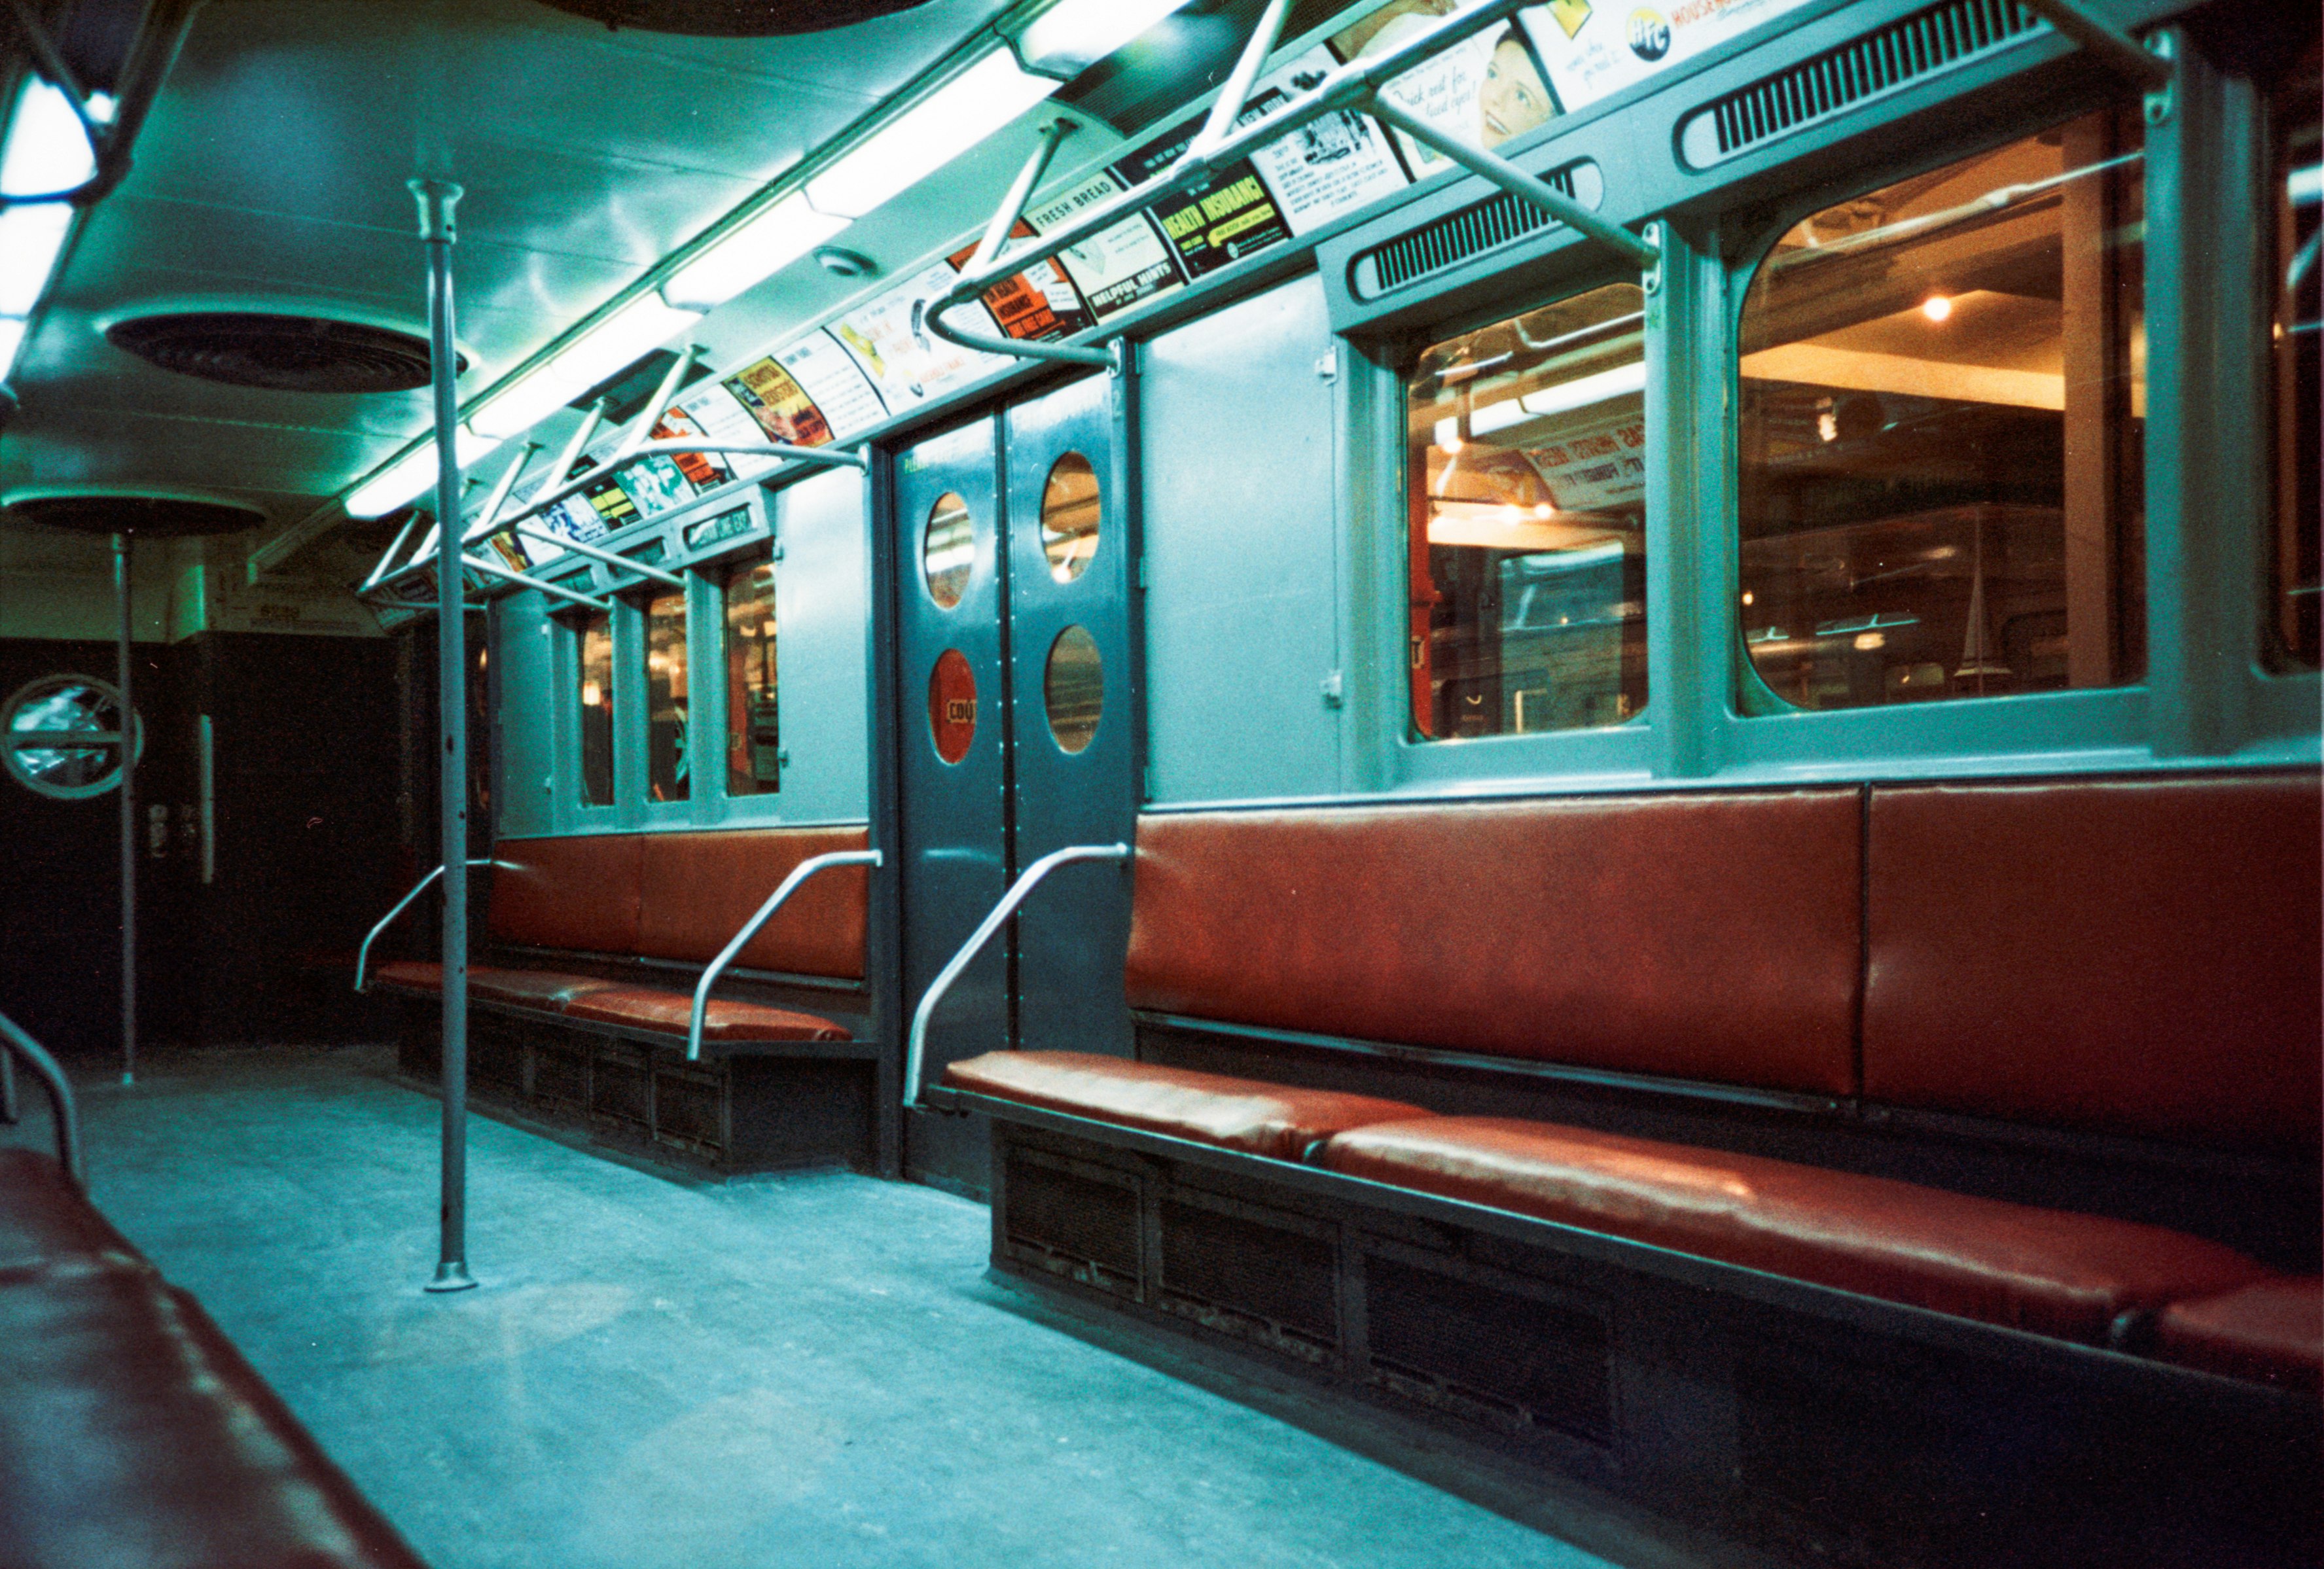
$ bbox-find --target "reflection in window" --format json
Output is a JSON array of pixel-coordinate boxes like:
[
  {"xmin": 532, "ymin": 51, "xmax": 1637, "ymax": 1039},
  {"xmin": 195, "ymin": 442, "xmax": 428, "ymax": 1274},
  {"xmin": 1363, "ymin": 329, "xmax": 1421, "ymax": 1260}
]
[
  {"xmin": 2268, "ymin": 57, "xmax": 2320, "ymax": 671},
  {"xmin": 645, "ymin": 591, "xmax": 688, "ymax": 802},
  {"xmin": 1043, "ymin": 625, "xmax": 1102, "ymax": 754},
  {"xmin": 925, "ymin": 491, "xmax": 974, "ymax": 608},
  {"xmin": 1738, "ymin": 115, "xmax": 2145, "ymax": 711},
  {"xmin": 724, "ymin": 557, "xmax": 779, "ymax": 796},
  {"xmin": 4, "ymin": 675, "xmax": 132, "ymax": 799},
  {"xmin": 1040, "ymin": 453, "xmax": 1101, "ymax": 583},
  {"xmin": 1407, "ymin": 283, "xmax": 1647, "ymax": 739},
  {"xmin": 577, "ymin": 613, "xmax": 613, "ymax": 807}
]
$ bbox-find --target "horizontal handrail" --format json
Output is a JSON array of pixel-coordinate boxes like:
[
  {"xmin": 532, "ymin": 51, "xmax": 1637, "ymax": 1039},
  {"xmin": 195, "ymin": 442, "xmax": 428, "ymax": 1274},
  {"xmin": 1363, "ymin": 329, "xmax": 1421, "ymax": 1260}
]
[
  {"xmin": 903, "ymin": 842, "xmax": 1130, "ymax": 1109},
  {"xmin": 687, "ymin": 849, "xmax": 882, "ymax": 1062},
  {"xmin": 355, "ymin": 859, "xmax": 499, "ymax": 993},
  {"xmin": 0, "ymin": 1008, "xmax": 82, "ymax": 1185}
]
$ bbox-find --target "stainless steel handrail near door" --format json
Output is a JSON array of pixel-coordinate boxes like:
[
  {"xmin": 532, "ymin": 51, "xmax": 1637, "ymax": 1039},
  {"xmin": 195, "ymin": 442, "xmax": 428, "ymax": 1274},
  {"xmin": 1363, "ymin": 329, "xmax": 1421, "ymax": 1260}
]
[
  {"xmin": 687, "ymin": 849, "xmax": 882, "ymax": 1062},
  {"xmin": 354, "ymin": 859, "xmax": 499, "ymax": 994},
  {"xmin": 903, "ymin": 842, "xmax": 1130, "ymax": 1109}
]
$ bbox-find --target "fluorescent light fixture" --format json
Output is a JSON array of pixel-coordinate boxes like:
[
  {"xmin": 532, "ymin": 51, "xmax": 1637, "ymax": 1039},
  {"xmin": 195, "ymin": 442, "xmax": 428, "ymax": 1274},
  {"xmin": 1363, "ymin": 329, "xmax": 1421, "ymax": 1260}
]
[
  {"xmin": 662, "ymin": 192, "xmax": 851, "ymax": 311},
  {"xmin": 470, "ymin": 292, "xmax": 702, "ymax": 440},
  {"xmin": 0, "ymin": 317, "xmax": 26, "ymax": 382},
  {"xmin": 807, "ymin": 50, "xmax": 1057, "ymax": 219},
  {"xmin": 0, "ymin": 202, "xmax": 72, "ymax": 315},
  {"xmin": 347, "ymin": 427, "xmax": 503, "ymax": 520},
  {"xmin": 1018, "ymin": 0, "xmax": 1195, "ymax": 77},
  {"xmin": 1470, "ymin": 362, "xmax": 1649, "ymax": 436},
  {"xmin": 1, "ymin": 79, "xmax": 99, "ymax": 196}
]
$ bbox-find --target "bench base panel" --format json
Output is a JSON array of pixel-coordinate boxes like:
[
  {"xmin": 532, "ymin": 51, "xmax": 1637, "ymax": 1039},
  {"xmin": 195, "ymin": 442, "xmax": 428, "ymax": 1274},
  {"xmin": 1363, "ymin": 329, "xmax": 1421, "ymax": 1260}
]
[
  {"xmin": 397, "ymin": 1007, "xmax": 876, "ymax": 1173},
  {"xmin": 988, "ymin": 1118, "xmax": 2321, "ymax": 1569}
]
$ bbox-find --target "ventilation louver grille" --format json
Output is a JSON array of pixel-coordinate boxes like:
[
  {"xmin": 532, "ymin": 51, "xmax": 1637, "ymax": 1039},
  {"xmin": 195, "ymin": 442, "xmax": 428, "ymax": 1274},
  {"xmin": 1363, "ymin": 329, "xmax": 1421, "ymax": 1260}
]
[
  {"xmin": 1353, "ymin": 163, "xmax": 1601, "ymax": 300},
  {"xmin": 1677, "ymin": 0, "xmax": 2043, "ymax": 169},
  {"xmin": 105, "ymin": 313, "xmax": 459, "ymax": 394}
]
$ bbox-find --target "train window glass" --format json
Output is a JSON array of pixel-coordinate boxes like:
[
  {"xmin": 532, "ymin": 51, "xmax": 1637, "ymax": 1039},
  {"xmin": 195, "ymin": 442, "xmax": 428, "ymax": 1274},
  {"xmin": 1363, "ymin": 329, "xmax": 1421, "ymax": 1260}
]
[
  {"xmin": 3, "ymin": 675, "xmax": 138, "ymax": 800},
  {"xmin": 1040, "ymin": 453, "xmax": 1101, "ymax": 583},
  {"xmin": 577, "ymin": 612, "xmax": 614, "ymax": 807},
  {"xmin": 723, "ymin": 555, "xmax": 779, "ymax": 796},
  {"xmin": 1738, "ymin": 115, "xmax": 2147, "ymax": 711},
  {"xmin": 2266, "ymin": 58, "xmax": 2320, "ymax": 672},
  {"xmin": 1043, "ymin": 625, "xmax": 1102, "ymax": 754},
  {"xmin": 1406, "ymin": 282, "xmax": 1648, "ymax": 740},
  {"xmin": 645, "ymin": 590, "xmax": 688, "ymax": 802},
  {"xmin": 924, "ymin": 491, "xmax": 974, "ymax": 608}
]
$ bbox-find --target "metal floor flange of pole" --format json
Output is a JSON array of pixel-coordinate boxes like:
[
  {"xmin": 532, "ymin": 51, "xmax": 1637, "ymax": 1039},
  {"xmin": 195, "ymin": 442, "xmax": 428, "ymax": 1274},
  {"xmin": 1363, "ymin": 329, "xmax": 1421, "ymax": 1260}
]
[{"xmin": 413, "ymin": 175, "xmax": 478, "ymax": 1295}]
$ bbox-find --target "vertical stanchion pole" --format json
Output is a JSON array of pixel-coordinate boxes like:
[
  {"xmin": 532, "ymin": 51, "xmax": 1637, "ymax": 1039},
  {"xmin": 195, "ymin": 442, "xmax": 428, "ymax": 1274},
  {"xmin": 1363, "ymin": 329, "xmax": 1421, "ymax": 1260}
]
[
  {"xmin": 413, "ymin": 177, "xmax": 477, "ymax": 1294},
  {"xmin": 114, "ymin": 529, "xmax": 136, "ymax": 1087}
]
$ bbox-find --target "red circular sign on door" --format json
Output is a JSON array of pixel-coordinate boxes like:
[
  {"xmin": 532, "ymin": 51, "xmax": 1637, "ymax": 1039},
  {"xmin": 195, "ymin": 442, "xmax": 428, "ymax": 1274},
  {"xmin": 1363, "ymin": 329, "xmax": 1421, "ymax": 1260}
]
[{"xmin": 927, "ymin": 648, "xmax": 978, "ymax": 764}]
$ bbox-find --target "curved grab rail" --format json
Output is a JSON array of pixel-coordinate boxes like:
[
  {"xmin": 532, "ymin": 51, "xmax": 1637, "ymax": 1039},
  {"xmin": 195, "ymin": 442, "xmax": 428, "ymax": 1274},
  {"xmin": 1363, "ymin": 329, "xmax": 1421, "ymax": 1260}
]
[
  {"xmin": 0, "ymin": 1009, "xmax": 83, "ymax": 1186},
  {"xmin": 687, "ymin": 849, "xmax": 883, "ymax": 1062},
  {"xmin": 903, "ymin": 842, "xmax": 1131, "ymax": 1110},
  {"xmin": 355, "ymin": 859, "xmax": 499, "ymax": 994}
]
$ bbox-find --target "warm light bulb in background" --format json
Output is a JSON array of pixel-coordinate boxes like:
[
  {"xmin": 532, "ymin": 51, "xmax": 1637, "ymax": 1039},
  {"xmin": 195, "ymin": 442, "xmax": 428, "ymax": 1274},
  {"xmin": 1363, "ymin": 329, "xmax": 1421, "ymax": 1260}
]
[{"xmin": 1921, "ymin": 294, "xmax": 1954, "ymax": 323}]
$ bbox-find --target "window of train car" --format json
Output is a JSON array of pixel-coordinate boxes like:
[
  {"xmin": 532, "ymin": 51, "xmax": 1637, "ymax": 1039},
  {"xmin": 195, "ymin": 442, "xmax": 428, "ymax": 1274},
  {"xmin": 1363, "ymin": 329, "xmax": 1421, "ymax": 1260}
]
[
  {"xmin": 723, "ymin": 555, "xmax": 779, "ymax": 796},
  {"xmin": 1040, "ymin": 454, "xmax": 1100, "ymax": 583},
  {"xmin": 924, "ymin": 492, "xmax": 974, "ymax": 608},
  {"xmin": 1736, "ymin": 114, "xmax": 2146, "ymax": 713},
  {"xmin": 1405, "ymin": 283, "xmax": 1648, "ymax": 740},
  {"xmin": 2266, "ymin": 58, "xmax": 2320, "ymax": 673},
  {"xmin": 577, "ymin": 612, "xmax": 615, "ymax": 808},
  {"xmin": 644, "ymin": 590, "xmax": 688, "ymax": 802}
]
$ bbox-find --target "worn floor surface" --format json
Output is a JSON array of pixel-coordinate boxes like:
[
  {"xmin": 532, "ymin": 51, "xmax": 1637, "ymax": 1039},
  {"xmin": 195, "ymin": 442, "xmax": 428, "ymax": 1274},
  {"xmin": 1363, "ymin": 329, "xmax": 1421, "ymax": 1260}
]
[{"xmin": 5, "ymin": 1046, "xmax": 1628, "ymax": 1569}]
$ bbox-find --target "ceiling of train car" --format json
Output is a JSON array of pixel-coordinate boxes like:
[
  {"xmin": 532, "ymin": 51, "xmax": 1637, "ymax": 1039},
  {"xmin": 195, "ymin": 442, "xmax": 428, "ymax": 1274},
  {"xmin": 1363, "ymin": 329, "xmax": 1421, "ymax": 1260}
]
[{"xmin": 0, "ymin": 0, "xmax": 1018, "ymax": 535}]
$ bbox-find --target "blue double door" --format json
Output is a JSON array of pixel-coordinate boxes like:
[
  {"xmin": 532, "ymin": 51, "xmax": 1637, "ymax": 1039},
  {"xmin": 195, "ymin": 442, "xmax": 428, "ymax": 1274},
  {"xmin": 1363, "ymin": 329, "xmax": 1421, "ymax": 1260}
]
[{"xmin": 891, "ymin": 371, "xmax": 1137, "ymax": 1191}]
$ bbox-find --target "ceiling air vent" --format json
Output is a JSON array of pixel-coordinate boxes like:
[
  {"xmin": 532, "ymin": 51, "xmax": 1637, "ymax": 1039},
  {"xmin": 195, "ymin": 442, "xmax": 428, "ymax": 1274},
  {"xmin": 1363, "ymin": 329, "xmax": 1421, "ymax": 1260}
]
[
  {"xmin": 6, "ymin": 495, "xmax": 264, "ymax": 537},
  {"xmin": 1676, "ymin": 0, "xmax": 2043, "ymax": 170},
  {"xmin": 1348, "ymin": 162, "xmax": 1603, "ymax": 301},
  {"xmin": 532, "ymin": 0, "xmax": 932, "ymax": 35},
  {"xmin": 105, "ymin": 313, "xmax": 459, "ymax": 395}
]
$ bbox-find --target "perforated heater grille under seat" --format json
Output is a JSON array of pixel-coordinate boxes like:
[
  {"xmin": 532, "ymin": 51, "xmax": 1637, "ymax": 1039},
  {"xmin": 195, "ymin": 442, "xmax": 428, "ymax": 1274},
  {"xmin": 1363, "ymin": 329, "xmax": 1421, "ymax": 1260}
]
[
  {"xmin": 1006, "ymin": 1150, "xmax": 1141, "ymax": 1286},
  {"xmin": 1365, "ymin": 1254, "xmax": 1613, "ymax": 1443},
  {"xmin": 1157, "ymin": 1199, "xmax": 1339, "ymax": 1350},
  {"xmin": 1675, "ymin": 0, "xmax": 2042, "ymax": 167}
]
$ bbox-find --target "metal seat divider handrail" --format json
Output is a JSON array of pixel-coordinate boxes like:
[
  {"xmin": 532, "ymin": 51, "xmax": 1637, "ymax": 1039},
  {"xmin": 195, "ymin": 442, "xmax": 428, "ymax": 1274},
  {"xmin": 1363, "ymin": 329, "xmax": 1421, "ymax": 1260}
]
[
  {"xmin": 355, "ymin": 858, "xmax": 500, "ymax": 994},
  {"xmin": 0, "ymin": 1008, "xmax": 84, "ymax": 1185},
  {"xmin": 686, "ymin": 849, "xmax": 883, "ymax": 1062},
  {"xmin": 903, "ymin": 842, "xmax": 1131, "ymax": 1109}
]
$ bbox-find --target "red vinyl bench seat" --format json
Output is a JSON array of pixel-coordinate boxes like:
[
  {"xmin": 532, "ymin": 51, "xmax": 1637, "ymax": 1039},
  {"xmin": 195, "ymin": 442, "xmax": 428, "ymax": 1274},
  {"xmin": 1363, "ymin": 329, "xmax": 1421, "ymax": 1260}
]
[
  {"xmin": 943, "ymin": 1051, "xmax": 1428, "ymax": 1161},
  {"xmin": 563, "ymin": 987, "xmax": 849, "ymax": 1044},
  {"xmin": 372, "ymin": 962, "xmax": 850, "ymax": 1045},
  {"xmin": 2156, "ymin": 1277, "xmax": 2324, "ymax": 1392},
  {"xmin": 0, "ymin": 1150, "xmax": 428, "ymax": 1568},
  {"xmin": 1318, "ymin": 1117, "xmax": 2276, "ymax": 1343}
]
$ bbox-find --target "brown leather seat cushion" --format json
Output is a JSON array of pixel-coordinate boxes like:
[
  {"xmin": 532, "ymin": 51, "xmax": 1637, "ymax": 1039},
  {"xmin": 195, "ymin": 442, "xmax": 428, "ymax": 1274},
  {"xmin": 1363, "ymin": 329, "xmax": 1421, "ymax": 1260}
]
[
  {"xmin": 562, "ymin": 987, "xmax": 849, "ymax": 1042},
  {"xmin": 942, "ymin": 1051, "xmax": 1431, "ymax": 1161},
  {"xmin": 1321, "ymin": 1118, "xmax": 2273, "ymax": 1341},
  {"xmin": 0, "ymin": 1263, "xmax": 429, "ymax": 1568},
  {"xmin": 1864, "ymin": 774, "xmax": 2322, "ymax": 1149},
  {"xmin": 487, "ymin": 834, "xmax": 643, "ymax": 953},
  {"xmin": 637, "ymin": 826, "xmax": 870, "ymax": 979},
  {"xmin": 1127, "ymin": 792, "xmax": 1861, "ymax": 1095},
  {"xmin": 372, "ymin": 961, "xmax": 618, "ymax": 1012},
  {"xmin": 0, "ymin": 1150, "xmax": 144, "ymax": 1275},
  {"xmin": 2156, "ymin": 1277, "xmax": 2323, "ymax": 1392}
]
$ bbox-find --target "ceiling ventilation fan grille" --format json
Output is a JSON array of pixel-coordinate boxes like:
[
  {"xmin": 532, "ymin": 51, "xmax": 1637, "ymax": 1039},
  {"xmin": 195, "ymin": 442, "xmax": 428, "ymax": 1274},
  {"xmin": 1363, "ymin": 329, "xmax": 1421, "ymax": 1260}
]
[
  {"xmin": 1363, "ymin": 166, "xmax": 1583, "ymax": 296},
  {"xmin": 104, "ymin": 314, "xmax": 455, "ymax": 395}
]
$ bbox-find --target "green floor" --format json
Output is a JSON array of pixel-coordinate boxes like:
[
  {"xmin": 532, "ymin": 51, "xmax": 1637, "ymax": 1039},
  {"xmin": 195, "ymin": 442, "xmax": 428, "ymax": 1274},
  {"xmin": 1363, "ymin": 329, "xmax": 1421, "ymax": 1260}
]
[{"xmin": 3, "ymin": 1046, "xmax": 1653, "ymax": 1569}]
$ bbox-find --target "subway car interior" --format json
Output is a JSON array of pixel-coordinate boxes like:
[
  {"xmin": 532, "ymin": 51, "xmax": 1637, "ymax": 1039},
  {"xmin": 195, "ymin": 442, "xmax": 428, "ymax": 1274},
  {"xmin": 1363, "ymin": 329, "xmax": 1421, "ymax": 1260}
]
[{"xmin": 0, "ymin": 0, "xmax": 2317, "ymax": 1564}]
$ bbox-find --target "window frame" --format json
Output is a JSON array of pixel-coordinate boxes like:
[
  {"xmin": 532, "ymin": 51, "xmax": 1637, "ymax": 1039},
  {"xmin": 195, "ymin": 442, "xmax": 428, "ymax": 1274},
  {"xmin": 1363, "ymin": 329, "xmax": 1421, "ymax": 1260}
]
[{"xmin": 1342, "ymin": 24, "xmax": 2315, "ymax": 804}]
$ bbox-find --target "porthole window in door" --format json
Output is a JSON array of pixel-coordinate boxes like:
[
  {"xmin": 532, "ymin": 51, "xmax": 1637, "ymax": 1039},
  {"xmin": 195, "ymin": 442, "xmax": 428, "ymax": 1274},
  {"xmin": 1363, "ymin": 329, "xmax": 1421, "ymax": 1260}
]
[
  {"xmin": 928, "ymin": 648, "xmax": 978, "ymax": 764},
  {"xmin": 924, "ymin": 491, "xmax": 975, "ymax": 608},
  {"xmin": 1040, "ymin": 452, "xmax": 1101, "ymax": 583},
  {"xmin": 4, "ymin": 675, "xmax": 141, "ymax": 800},
  {"xmin": 1043, "ymin": 626, "xmax": 1102, "ymax": 754}
]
